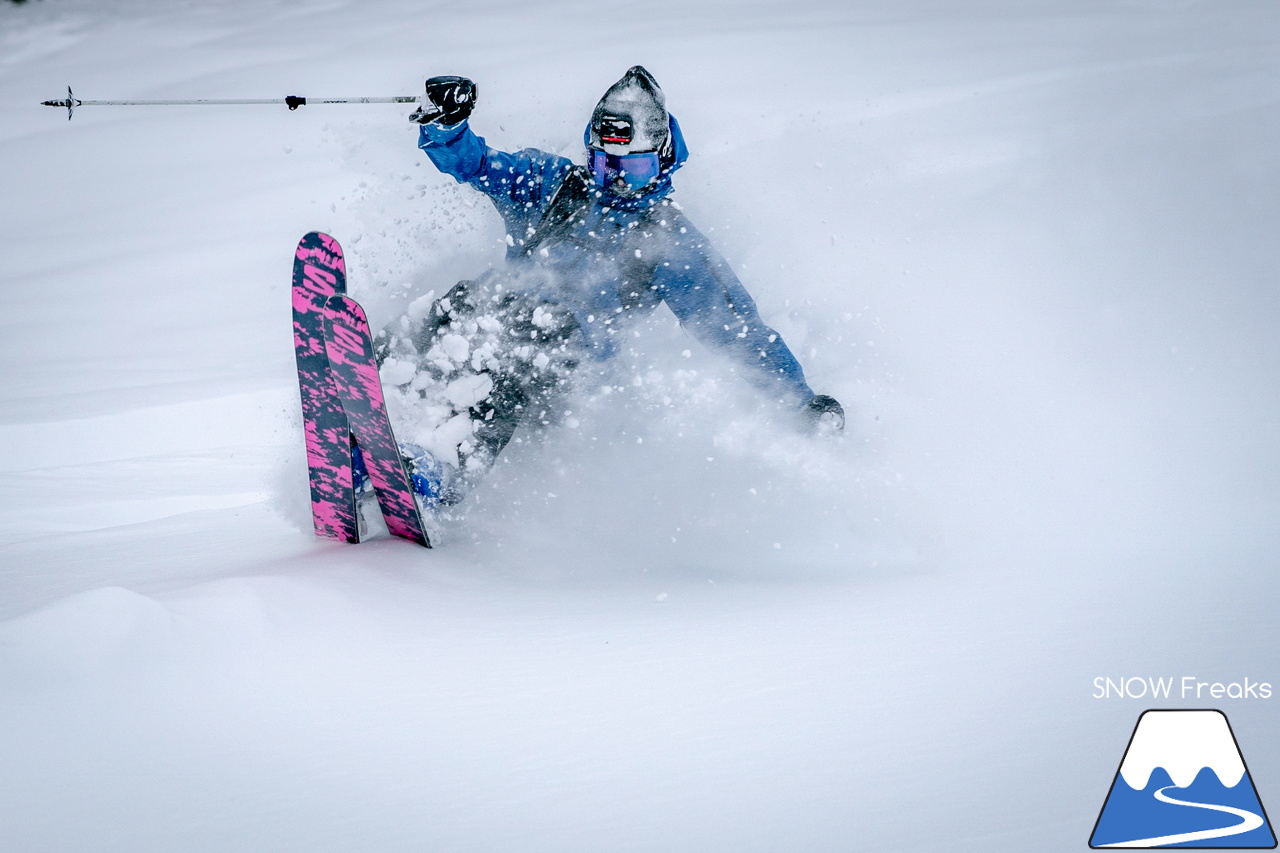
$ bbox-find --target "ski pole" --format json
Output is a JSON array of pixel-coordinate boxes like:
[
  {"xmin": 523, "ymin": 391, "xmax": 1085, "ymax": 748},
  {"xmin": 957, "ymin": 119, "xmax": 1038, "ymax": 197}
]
[{"xmin": 41, "ymin": 87, "xmax": 418, "ymax": 120}]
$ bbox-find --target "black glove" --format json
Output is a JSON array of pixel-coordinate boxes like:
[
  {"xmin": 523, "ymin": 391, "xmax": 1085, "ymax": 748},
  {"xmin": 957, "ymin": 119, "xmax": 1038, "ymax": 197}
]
[
  {"xmin": 409, "ymin": 76, "xmax": 477, "ymax": 125},
  {"xmin": 804, "ymin": 394, "xmax": 845, "ymax": 433}
]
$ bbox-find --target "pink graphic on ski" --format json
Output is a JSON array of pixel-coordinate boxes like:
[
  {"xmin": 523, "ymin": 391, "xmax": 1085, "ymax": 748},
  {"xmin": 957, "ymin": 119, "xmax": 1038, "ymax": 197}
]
[
  {"xmin": 323, "ymin": 294, "xmax": 431, "ymax": 547},
  {"xmin": 292, "ymin": 231, "xmax": 359, "ymax": 543}
]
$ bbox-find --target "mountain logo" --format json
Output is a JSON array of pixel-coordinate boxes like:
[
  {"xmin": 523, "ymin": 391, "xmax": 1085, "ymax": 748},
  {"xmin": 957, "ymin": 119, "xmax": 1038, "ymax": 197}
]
[{"xmin": 1091, "ymin": 709, "xmax": 1276, "ymax": 848}]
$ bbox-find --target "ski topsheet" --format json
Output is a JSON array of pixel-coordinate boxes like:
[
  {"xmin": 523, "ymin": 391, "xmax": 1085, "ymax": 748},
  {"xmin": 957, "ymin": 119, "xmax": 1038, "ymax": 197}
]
[
  {"xmin": 324, "ymin": 294, "xmax": 431, "ymax": 547},
  {"xmin": 292, "ymin": 231, "xmax": 359, "ymax": 543}
]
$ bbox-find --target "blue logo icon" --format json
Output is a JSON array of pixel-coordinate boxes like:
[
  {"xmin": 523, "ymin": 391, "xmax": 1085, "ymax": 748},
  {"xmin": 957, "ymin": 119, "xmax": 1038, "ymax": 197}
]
[{"xmin": 1091, "ymin": 709, "xmax": 1276, "ymax": 848}]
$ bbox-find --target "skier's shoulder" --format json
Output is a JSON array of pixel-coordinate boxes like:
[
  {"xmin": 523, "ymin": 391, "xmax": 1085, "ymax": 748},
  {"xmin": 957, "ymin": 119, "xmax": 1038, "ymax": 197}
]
[
  {"xmin": 641, "ymin": 201, "xmax": 717, "ymax": 258},
  {"xmin": 649, "ymin": 197, "xmax": 694, "ymax": 230},
  {"xmin": 488, "ymin": 142, "xmax": 573, "ymax": 173}
]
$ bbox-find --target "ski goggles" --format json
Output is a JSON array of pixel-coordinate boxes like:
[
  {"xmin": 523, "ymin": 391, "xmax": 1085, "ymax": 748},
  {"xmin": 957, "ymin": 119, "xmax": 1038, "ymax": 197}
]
[{"xmin": 587, "ymin": 148, "xmax": 662, "ymax": 192}]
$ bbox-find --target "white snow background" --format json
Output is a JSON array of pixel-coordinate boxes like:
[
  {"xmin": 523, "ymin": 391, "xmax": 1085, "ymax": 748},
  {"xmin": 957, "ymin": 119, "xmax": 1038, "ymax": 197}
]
[{"xmin": 2, "ymin": 0, "xmax": 1279, "ymax": 850}]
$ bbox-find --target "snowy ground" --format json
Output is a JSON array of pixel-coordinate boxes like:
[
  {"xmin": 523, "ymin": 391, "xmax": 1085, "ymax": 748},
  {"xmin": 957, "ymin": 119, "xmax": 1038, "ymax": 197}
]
[{"xmin": 2, "ymin": 1, "xmax": 1279, "ymax": 850}]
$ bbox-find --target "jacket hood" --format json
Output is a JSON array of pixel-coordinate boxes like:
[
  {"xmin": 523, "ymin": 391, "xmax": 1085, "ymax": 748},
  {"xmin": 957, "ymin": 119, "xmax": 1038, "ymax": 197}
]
[{"xmin": 589, "ymin": 66, "xmax": 668, "ymax": 154}]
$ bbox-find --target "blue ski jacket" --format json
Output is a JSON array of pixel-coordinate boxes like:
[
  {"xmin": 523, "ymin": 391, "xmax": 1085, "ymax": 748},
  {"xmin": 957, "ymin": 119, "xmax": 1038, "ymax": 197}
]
[{"xmin": 418, "ymin": 117, "xmax": 815, "ymax": 407}]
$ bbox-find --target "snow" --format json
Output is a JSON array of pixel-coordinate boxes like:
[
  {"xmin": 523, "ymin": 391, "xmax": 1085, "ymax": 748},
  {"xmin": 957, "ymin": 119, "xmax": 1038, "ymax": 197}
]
[
  {"xmin": 1119, "ymin": 711, "xmax": 1246, "ymax": 790},
  {"xmin": 2, "ymin": 0, "xmax": 1280, "ymax": 850}
]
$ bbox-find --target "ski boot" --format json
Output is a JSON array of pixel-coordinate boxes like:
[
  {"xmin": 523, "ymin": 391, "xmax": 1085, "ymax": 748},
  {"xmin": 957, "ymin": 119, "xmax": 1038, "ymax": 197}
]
[
  {"xmin": 398, "ymin": 442, "xmax": 464, "ymax": 509},
  {"xmin": 349, "ymin": 442, "xmax": 374, "ymax": 536},
  {"xmin": 351, "ymin": 441, "xmax": 463, "ymax": 520},
  {"xmin": 351, "ymin": 442, "xmax": 372, "ymax": 497}
]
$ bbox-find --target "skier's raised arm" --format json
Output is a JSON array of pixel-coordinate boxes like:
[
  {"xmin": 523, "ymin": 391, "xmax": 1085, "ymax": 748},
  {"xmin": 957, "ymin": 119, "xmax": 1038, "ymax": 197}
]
[{"xmin": 412, "ymin": 75, "xmax": 573, "ymax": 237}]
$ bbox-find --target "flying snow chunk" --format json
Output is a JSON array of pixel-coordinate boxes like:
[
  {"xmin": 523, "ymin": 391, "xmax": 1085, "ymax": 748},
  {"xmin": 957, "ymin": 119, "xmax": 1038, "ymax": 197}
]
[
  {"xmin": 1090, "ymin": 710, "xmax": 1276, "ymax": 848},
  {"xmin": 380, "ymin": 358, "xmax": 416, "ymax": 386},
  {"xmin": 531, "ymin": 306, "xmax": 556, "ymax": 329},
  {"xmin": 440, "ymin": 334, "xmax": 470, "ymax": 363},
  {"xmin": 407, "ymin": 290, "xmax": 437, "ymax": 321},
  {"xmin": 420, "ymin": 412, "xmax": 475, "ymax": 469},
  {"xmin": 445, "ymin": 373, "xmax": 493, "ymax": 408}
]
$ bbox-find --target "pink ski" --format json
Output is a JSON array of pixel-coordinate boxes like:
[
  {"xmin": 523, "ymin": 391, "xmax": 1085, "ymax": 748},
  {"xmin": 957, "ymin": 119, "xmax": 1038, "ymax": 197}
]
[
  {"xmin": 323, "ymin": 294, "xmax": 431, "ymax": 547},
  {"xmin": 292, "ymin": 232, "xmax": 359, "ymax": 543}
]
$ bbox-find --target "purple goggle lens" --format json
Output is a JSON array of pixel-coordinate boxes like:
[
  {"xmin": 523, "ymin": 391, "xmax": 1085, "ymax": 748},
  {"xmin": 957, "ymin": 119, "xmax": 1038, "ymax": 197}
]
[{"xmin": 588, "ymin": 148, "xmax": 662, "ymax": 191}]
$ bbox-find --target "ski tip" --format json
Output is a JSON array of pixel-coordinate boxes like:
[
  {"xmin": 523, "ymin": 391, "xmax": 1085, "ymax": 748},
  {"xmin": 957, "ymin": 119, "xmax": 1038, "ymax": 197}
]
[
  {"xmin": 298, "ymin": 230, "xmax": 339, "ymax": 247},
  {"xmin": 325, "ymin": 292, "xmax": 367, "ymax": 321},
  {"xmin": 294, "ymin": 232, "xmax": 346, "ymax": 280}
]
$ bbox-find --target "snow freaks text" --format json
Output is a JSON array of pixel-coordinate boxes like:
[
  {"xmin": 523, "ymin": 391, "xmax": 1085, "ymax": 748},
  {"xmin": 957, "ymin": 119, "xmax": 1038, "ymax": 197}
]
[{"xmin": 1093, "ymin": 677, "xmax": 1273, "ymax": 700}]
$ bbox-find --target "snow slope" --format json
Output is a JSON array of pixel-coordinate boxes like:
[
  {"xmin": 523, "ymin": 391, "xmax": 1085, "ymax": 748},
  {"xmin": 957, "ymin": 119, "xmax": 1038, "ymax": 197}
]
[{"xmin": 2, "ymin": 1, "xmax": 1279, "ymax": 850}]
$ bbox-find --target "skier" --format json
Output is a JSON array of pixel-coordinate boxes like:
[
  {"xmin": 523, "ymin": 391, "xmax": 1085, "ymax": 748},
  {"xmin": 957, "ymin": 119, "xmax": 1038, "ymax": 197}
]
[{"xmin": 376, "ymin": 66, "xmax": 843, "ymax": 506}]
